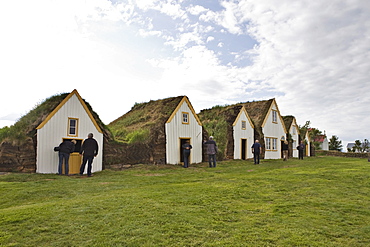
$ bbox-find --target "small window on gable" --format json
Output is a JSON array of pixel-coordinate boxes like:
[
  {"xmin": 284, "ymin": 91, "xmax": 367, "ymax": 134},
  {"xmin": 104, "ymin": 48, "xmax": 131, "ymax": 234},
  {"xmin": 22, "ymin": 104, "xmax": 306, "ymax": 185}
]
[
  {"xmin": 293, "ymin": 126, "xmax": 296, "ymax": 135},
  {"xmin": 68, "ymin": 118, "xmax": 78, "ymax": 136},
  {"xmin": 182, "ymin": 112, "xmax": 189, "ymax": 124},
  {"xmin": 241, "ymin": 121, "xmax": 246, "ymax": 130},
  {"xmin": 272, "ymin": 110, "xmax": 278, "ymax": 123}
]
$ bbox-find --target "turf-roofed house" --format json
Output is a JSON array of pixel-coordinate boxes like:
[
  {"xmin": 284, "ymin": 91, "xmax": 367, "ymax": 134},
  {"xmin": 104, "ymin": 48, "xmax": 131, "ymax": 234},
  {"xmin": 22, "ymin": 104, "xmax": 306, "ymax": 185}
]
[
  {"xmin": 108, "ymin": 96, "xmax": 203, "ymax": 166},
  {"xmin": 282, "ymin": 115, "xmax": 300, "ymax": 158},
  {"xmin": 198, "ymin": 105, "xmax": 254, "ymax": 161},
  {"xmin": 242, "ymin": 99, "xmax": 287, "ymax": 159},
  {"xmin": 0, "ymin": 89, "xmax": 111, "ymax": 174}
]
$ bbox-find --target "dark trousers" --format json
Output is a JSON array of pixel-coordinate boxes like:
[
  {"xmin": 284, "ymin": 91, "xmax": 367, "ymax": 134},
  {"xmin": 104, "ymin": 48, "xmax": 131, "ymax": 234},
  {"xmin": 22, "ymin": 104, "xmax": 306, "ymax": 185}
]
[
  {"xmin": 183, "ymin": 151, "xmax": 190, "ymax": 168},
  {"xmin": 299, "ymin": 150, "xmax": 304, "ymax": 160},
  {"xmin": 208, "ymin": 154, "xmax": 216, "ymax": 167},
  {"xmin": 253, "ymin": 152, "xmax": 260, "ymax": 164},
  {"xmin": 58, "ymin": 152, "xmax": 70, "ymax": 175},
  {"xmin": 80, "ymin": 155, "xmax": 94, "ymax": 176}
]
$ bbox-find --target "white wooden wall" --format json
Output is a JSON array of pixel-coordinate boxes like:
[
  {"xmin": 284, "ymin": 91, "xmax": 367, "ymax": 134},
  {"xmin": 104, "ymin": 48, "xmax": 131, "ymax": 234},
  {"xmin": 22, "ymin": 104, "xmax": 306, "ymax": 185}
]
[
  {"xmin": 262, "ymin": 103, "xmax": 286, "ymax": 159},
  {"xmin": 290, "ymin": 120, "xmax": 300, "ymax": 158},
  {"xmin": 233, "ymin": 111, "xmax": 254, "ymax": 159},
  {"xmin": 36, "ymin": 94, "xmax": 103, "ymax": 173},
  {"xmin": 165, "ymin": 101, "xmax": 202, "ymax": 165}
]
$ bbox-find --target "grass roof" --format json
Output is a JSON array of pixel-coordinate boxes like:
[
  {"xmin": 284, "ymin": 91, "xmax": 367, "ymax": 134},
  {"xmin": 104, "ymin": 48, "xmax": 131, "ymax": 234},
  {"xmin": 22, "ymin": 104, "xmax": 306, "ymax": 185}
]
[
  {"xmin": 108, "ymin": 96, "xmax": 184, "ymax": 143},
  {"xmin": 198, "ymin": 104, "xmax": 244, "ymax": 160},
  {"xmin": 282, "ymin": 115, "xmax": 295, "ymax": 130},
  {"xmin": 241, "ymin": 99, "xmax": 273, "ymax": 127},
  {"xmin": 0, "ymin": 92, "xmax": 110, "ymax": 144}
]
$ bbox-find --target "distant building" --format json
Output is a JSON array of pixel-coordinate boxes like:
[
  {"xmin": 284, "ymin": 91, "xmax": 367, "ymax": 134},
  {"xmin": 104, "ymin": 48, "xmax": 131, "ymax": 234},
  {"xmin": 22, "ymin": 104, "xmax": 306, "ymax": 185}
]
[
  {"xmin": 314, "ymin": 135, "xmax": 329, "ymax": 151},
  {"xmin": 347, "ymin": 143, "xmax": 355, "ymax": 152}
]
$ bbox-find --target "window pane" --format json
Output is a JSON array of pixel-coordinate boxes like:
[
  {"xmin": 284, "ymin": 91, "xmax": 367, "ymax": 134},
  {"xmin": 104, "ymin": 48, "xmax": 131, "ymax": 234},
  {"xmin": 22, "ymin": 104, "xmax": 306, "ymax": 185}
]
[
  {"xmin": 69, "ymin": 119, "xmax": 77, "ymax": 135},
  {"xmin": 182, "ymin": 113, "xmax": 189, "ymax": 123}
]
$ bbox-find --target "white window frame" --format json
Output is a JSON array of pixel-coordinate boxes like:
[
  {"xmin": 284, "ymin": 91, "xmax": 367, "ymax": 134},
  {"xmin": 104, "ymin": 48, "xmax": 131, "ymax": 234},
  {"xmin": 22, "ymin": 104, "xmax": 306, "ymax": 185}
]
[
  {"xmin": 68, "ymin": 118, "xmax": 78, "ymax": 137},
  {"xmin": 266, "ymin": 137, "xmax": 278, "ymax": 151},
  {"xmin": 241, "ymin": 121, "xmax": 246, "ymax": 130},
  {"xmin": 272, "ymin": 110, "xmax": 278, "ymax": 123},
  {"xmin": 182, "ymin": 112, "xmax": 189, "ymax": 124}
]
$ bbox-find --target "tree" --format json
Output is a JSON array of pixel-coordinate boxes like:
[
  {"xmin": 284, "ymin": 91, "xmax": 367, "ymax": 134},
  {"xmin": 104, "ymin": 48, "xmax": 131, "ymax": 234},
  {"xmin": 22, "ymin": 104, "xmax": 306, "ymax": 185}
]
[
  {"xmin": 328, "ymin": 135, "xmax": 342, "ymax": 151},
  {"xmin": 352, "ymin": 139, "xmax": 370, "ymax": 153}
]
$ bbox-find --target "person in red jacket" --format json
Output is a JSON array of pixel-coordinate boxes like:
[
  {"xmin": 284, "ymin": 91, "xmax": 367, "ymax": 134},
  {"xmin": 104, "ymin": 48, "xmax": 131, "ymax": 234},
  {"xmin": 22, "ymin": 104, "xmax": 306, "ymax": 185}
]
[{"xmin": 79, "ymin": 133, "xmax": 99, "ymax": 177}]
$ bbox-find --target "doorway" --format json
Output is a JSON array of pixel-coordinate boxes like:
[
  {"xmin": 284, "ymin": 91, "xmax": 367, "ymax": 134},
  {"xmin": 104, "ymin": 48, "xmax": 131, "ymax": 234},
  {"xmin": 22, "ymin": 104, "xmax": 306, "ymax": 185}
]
[
  {"xmin": 281, "ymin": 140, "xmax": 285, "ymax": 158},
  {"xmin": 241, "ymin": 139, "xmax": 247, "ymax": 160},
  {"xmin": 180, "ymin": 138, "xmax": 191, "ymax": 164}
]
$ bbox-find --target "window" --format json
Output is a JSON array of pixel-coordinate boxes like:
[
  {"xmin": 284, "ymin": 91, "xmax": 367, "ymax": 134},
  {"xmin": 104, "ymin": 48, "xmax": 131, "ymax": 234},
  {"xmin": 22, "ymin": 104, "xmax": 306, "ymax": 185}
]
[
  {"xmin": 266, "ymin": 137, "xmax": 278, "ymax": 151},
  {"xmin": 265, "ymin": 138, "xmax": 271, "ymax": 150},
  {"xmin": 272, "ymin": 110, "xmax": 278, "ymax": 123},
  {"xmin": 241, "ymin": 121, "xmax": 246, "ymax": 130},
  {"xmin": 293, "ymin": 126, "xmax": 296, "ymax": 135},
  {"xmin": 272, "ymin": 138, "xmax": 277, "ymax": 150},
  {"xmin": 68, "ymin": 118, "xmax": 78, "ymax": 136},
  {"xmin": 182, "ymin": 112, "xmax": 189, "ymax": 124}
]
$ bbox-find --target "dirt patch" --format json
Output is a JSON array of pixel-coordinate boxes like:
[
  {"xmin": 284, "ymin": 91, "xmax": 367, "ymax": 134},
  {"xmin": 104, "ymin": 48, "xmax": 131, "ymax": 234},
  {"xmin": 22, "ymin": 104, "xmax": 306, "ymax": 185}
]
[
  {"xmin": 134, "ymin": 173, "xmax": 166, "ymax": 177},
  {"xmin": 100, "ymin": 182, "xmax": 113, "ymax": 185}
]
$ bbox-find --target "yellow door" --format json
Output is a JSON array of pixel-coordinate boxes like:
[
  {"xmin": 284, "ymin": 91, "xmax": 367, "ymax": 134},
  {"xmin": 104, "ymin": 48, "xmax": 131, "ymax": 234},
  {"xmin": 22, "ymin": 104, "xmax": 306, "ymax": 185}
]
[{"xmin": 69, "ymin": 153, "xmax": 82, "ymax": 174}]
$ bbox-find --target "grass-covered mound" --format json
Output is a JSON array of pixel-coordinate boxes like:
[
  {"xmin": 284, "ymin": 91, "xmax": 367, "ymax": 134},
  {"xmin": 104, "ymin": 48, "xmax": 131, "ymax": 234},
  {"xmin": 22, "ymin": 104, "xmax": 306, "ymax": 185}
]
[
  {"xmin": 108, "ymin": 96, "xmax": 184, "ymax": 144},
  {"xmin": 198, "ymin": 104, "xmax": 243, "ymax": 160}
]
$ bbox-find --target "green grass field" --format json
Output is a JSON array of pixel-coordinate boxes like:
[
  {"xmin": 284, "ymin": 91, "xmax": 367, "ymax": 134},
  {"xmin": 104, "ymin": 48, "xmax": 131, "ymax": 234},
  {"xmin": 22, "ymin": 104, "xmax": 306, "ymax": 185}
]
[{"xmin": 1, "ymin": 156, "xmax": 370, "ymax": 246}]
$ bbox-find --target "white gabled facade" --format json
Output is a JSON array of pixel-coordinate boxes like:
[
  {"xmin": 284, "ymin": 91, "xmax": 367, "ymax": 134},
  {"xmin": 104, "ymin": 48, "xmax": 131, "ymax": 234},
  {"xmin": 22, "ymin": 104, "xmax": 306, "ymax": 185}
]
[
  {"xmin": 36, "ymin": 90, "xmax": 103, "ymax": 174},
  {"xmin": 262, "ymin": 99, "xmax": 287, "ymax": 159},
  {"xmin": 165, "ymin": 97, "xmax": 202, "ymax": 165},
  {"xmin": 233, "ymin": 107, "xmax": 254, "ymax": 159},
  {"xmin": 289, "ymin": 118, "xmax": 300, "ymax": 158},
  {"xmin": 305, "ymin": 131, "xmax": 311, "ymax": 157}
]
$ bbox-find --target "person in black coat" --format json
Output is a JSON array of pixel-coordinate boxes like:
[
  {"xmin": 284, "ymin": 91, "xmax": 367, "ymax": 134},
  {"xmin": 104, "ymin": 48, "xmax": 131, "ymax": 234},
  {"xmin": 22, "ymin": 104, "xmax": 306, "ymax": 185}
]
[
  {"xmin": 58, "ymin": 139, "xmax": 76, "ymax": 175},
  {"xmin": 79, "ymin": 133, "xmax": 99, "ymax": 177},
  {"xmin": 251, "ymin": 140, "xmax": 262, "ymax": 164},
  {"xmin": 182, "ymin": 140, "xmax": 192, "ymax": 168},
  {"xmin": 298, "ymin": 141, "xmax": 305, "ymax": 160}
]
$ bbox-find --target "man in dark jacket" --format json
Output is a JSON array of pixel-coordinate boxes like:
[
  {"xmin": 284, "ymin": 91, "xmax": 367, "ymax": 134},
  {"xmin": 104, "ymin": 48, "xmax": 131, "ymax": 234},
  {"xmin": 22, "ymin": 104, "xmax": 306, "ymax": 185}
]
[
  {"xmin": 79, "ymin": 133, "xmax": 99, "ymax": 177},
  {"xmin": 251, "ymin": 140, "xmax": 262, "ymax": 164},
  {"xmin": 204, "ymin": 136, "xmax": 217, "ymax": 167},
  {"xmin": 58, "ymin": 139, "xmax": 76, "ymax": 175},
  {"xmin": 298, "ymin": 141, "xmax": 305, "ymax": 160},
  {"xmin": 182, "ymin": 140, "xmax": 192, "ymax": 168}
]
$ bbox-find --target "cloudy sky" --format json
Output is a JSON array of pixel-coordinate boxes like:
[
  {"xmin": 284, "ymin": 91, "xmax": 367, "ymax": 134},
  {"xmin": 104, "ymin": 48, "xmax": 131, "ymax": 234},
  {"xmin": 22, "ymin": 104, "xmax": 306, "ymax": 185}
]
[{"xmin": 1, "ymin": 0, "xmax": 369, "ymax": 149}]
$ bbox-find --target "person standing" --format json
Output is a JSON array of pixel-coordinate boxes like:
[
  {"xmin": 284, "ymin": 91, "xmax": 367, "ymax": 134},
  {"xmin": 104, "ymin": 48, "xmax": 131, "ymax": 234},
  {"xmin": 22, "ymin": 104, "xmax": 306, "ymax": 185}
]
[
  {"xmin": 57, "ymin": 139, "xmax": 76, "ymax": 175},
  {"xmin": 251, "ymin": 140, "xmax": 262, "ymax": 164},
  {"xmin": 182, "ymin": 140, "xmax": 192, "ymax": 168},
  {"xmin": 204, "ymin": 136, "xmax": 217, "ymax": 167},
  {"xmin": 79, "ymin": 133, "xmax": 99, "ymax": 177},
  {"xmin": 282, "ymin": 140, "xmax": 289, "ymax": 161},
  {"xmin": 298, "ymin": 141, "xmax": 305, "ymax": 160}
]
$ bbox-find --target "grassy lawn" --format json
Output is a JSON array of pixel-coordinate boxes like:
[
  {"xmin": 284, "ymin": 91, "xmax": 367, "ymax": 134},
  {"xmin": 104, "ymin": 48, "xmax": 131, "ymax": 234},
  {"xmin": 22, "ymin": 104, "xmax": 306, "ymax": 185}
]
[{"xmin": 1, "ymin": 156, "xmax": 370, "ymax": 246}]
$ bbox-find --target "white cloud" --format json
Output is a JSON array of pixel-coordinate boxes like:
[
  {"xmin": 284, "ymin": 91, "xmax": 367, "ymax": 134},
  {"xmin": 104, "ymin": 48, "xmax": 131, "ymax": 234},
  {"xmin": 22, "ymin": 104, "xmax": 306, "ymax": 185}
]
[
  {"xmin": 206, "ymin": 36, "xmax": 215, "ymax": 42},
  {"xmin": 187, "ymin": 5, "xmax": 208, "ymax": 15},
  {"xmin": 1, "ymin": 0, "xmax": 369, "ymax": 147}
]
